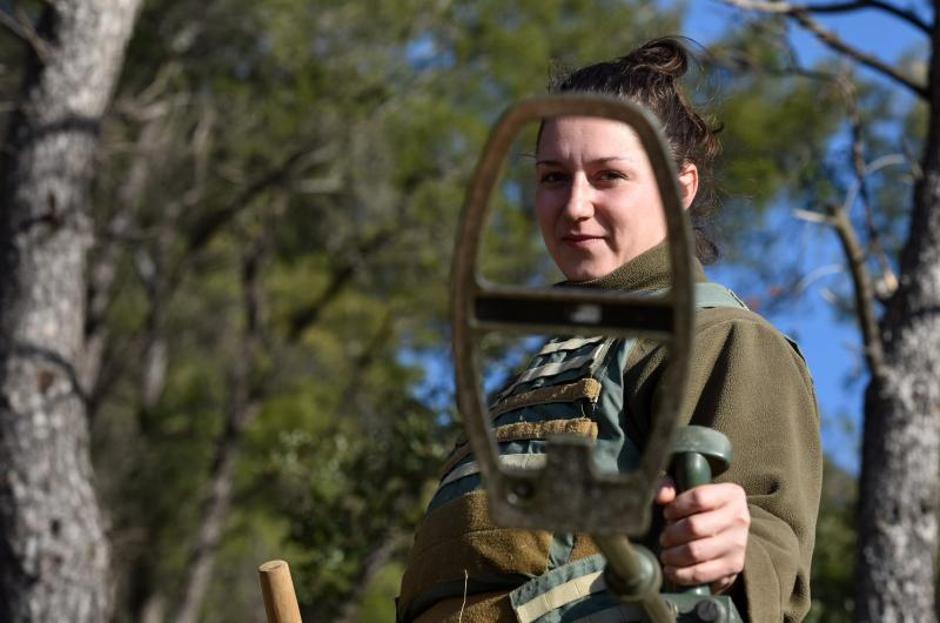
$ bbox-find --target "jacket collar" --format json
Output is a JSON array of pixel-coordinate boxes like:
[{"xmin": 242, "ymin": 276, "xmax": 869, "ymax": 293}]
[{"xmin": 559, "ymin": 242, "xmax": 707, "ymax": 292}]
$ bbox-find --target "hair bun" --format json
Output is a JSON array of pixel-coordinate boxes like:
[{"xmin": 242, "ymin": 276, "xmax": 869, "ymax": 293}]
[{"xmin": 618, "ymin": 37, "xmax": 689, "ymax": 80}]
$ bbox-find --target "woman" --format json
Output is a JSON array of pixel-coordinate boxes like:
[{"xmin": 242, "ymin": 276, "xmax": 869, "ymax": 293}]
[{"xmin": 398, "ymin": 38, "xmax": 821, "ymax": 622}]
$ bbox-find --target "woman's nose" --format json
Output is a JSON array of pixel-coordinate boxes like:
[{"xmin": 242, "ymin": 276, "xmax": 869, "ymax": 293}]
[{"xmin": 562, "ymin": 175, "xmax": 594, "ymax": 220}]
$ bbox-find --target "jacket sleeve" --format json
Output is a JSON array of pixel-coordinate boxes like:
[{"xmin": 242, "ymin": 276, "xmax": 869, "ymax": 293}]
[{"xmin": 678, "ymin": 312, "xmax": 822, "ymax": 622}]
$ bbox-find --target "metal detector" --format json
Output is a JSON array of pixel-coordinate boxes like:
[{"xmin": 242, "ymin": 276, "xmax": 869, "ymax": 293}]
[{"xmin": 450, "ymin": 94, "xmax": 741, "ymax": 623}]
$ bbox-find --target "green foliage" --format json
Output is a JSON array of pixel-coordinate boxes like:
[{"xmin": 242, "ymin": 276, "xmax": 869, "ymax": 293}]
[
  {"xmin": 718, "ymin": 77, "xmax": 841, "ymax": 205},
  {"xmin": 258, "ymin": 407, "xmax": 445, "ymax": 618},
  {"xmin": 807, "ymin": 460, "xmax": 857, "ymax": 622},
  {"xmin": 357, "ymin": 562, "xmax": 405, "ymax": 622},
  {"xmin": 707, "ymin": 33, "xmax": 847, "ymax": 263},
  {"xmin": 82, "ymin": 1, "xmax": 695, "ymax": 620}
]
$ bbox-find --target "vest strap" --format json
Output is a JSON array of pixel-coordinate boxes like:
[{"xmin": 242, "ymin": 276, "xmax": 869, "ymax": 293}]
[
  {"xmin": 536, "ymin": 335, "xmax": 606, "ymax": 356},
  {"xmin": 509, "ymin": 554, "xmax": 645, "ymax": 623},
  {"xmin": 498, "ymin": 338, "xmax": 616, "ymax": 400},
  {"xmin": 492, "ymin": 378, "xmax": 602, "ymax": 419},
  {"xmin": 693, "ymin": 282, "xmax": 749, "ymax": 310},
  {"xmin": 515, "ymin": 570, "xmax": 605, "ymax": 622},
  {"xmin": 440, "ymin": 418, "xmax": 598, "ymax": 478},
  {"xmin": 507, "ymin": 352, "xmax": 601, "ymax": 392},
  {"xmin": 440, "ymin": 453, "xmax": 547, "ymax": 489}
]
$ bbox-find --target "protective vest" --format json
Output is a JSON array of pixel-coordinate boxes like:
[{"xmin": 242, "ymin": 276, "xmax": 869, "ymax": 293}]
[{"xmin": 398, "ymin": 283, "xmax": 750, "ymax": 623}]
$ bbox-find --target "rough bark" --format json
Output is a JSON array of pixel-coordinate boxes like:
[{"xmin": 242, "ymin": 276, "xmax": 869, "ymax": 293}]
[
  {"xmin": 855, "ymin": 7, "xmax": 940, "ymax": 622},
  {"xmin": 0, "ymin": 1, "xmax": 142, "ymax": 621}
]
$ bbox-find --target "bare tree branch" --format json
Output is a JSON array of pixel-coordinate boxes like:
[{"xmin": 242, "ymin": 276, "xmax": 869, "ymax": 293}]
[
  {"xmin": 719, "ymin": 0, "xmax": 929, "ymax": 98},
  {"xmin": 332, "ymin": 531, "xmax": 406, "ymax": 623},
  {"xmin": 705, "ymin": 21, "xmax": 847, "ymax": 85},
  {"xmin": 288, "ymin": 228, "xmax": 396, "ymax": 339},
  {"xmin": 826, "ymin": 202, "xmax": 886, "ymax": 375},
  {"xmin": 86, "ymin": 102, "xmax": 172, "ymax": 411},
  {"xmin": 774, "ymin": 68, "xmax": 890, "ymax": 371},
  {"xmin": 796, "ymin": 200, "xmax": 885, "ymax": 374},
  {"xmin": 335, "ymin": 309, "xmax": 396, "ymax": 416},
  {"xmin": 793, "ymin": 208, "xmax": 830, "ymax": 223},
  {"xmin": 185, "ymin": 143, "xmax": 334, "ymax": 254},
  {"xmin": 0, "ymin": 6, "xmax": 51, "ymax": 62},
  {"xmin": 175, "ymin": 232, "xmax": 268, "ymax": 623},
  {"xmin": 804, "ymin": 1, "xmax": 930, "ymax": 34},
  {"xmin": 843, "ymin": 82, "xmax": 900, "ymax": 301}
]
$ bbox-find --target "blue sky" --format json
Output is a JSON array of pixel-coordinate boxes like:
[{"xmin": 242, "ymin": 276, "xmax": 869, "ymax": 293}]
[
  {"xmin": 674, "ymin": 0, "xmax": 928, "ymax": 469},
  {"xmin": 684, "ymin": 0, "xmax": 925, "ymax": 65}
]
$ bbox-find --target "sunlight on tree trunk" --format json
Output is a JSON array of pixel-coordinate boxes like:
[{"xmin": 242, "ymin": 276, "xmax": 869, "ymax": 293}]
[
  {"xmin": 0, "ymin": 1, "xmax": 142, "ymax": 620},
  {"xmin": 856, "ymin": 28, "xmax": 940, "ymax": 616}
]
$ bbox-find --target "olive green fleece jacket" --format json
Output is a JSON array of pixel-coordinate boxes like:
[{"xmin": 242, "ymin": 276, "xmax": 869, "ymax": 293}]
[
  {"xmin": 400, "ymin": 243, "xmax": 822, "ymax": 622},
  {"xmin": 579, "ymin": 242, "xmax": 822, "ymax": 622}
]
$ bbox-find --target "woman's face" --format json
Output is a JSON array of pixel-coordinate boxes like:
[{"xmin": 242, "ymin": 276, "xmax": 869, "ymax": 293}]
[{"xmin": 535, "ymin": 116, "xmax": 696, "ymax": 281}]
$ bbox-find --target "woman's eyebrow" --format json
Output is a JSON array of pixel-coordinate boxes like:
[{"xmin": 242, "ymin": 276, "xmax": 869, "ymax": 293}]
[
  {"xmin": 591, "ymin": 156, "xmax": 635, "ymax": 165},
  {"xmin": 535, "ymin": 156, "xmax": 634, "ymax": 166}
]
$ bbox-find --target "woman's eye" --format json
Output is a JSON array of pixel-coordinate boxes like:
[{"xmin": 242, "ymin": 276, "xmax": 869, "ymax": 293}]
[
  {"xmin": 539, "ymin": 171, "xmax": 568, "ymax": 185},
  {"xmin": 596, "ymin": 170, "xmax": 627, "ymax": 183}
]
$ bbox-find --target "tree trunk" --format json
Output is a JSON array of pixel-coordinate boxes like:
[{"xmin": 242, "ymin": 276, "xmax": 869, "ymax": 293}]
[
  {"xmin": 0, "ymin": 1, "xmax": 142, "ymax": 621},
  {"xmin": 855, "ymin": 10, "xmax": 940, "ymax": 622}
]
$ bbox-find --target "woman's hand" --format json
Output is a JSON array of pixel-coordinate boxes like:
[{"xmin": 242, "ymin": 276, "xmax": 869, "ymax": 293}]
[{"xmin": 654, "ymin": 477, "xmax": 750, "ymax": 594}]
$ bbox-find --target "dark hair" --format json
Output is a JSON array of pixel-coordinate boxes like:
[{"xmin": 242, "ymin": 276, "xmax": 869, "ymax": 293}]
[{"xmin": 546, "ymin": 37, "xmax": 722, "ymax": 264}]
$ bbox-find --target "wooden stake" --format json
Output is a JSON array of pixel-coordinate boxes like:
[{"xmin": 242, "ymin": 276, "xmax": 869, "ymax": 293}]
[{"xmin": 258, "ymin": 560, "xmax": 302, "ymax": 623}]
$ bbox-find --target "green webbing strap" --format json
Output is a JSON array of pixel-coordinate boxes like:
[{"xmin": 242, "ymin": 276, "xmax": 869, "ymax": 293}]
[
  {"xmin": 547, "ymin": 533, "xmax": 577, "ymax": 569},
  {"xmin": 510, "ymin": 553, "xmax": 647, "ymax": 623},
  {"xmin": 692, "ymin": 282, "xmax": 749, "ymax": 310},
  {"xmin": 510, "ymin": 554, "xmax": 607, "ymax": 621},
  {"xmin": 692, "ymin": 283, "xmax": 810, "ymax": 364}
]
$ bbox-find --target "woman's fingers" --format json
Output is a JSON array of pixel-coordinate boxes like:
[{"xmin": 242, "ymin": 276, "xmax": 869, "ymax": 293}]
[
  {"xmin": 659, "ymin": 503, "xmax": 750, "ymax": 549},
  {"xmin": 662, "ymin": 482, "xmax": 745, "ymax": 522},
  {"xmin": 659, "ymin": 530, "xmax": 742, "ymax": 568},
  {"xmin": 710, "ymin": 573, "xmax": 739, "ymax": 595},
  {"xmin": 657, "ymin": 482, "xmax": 750, "ymax": 587},
  {"xmin": 663, "ymin": 558, "xmax": 743, "ymax": 588},
  {"xmin": 654, "ymin": 474, "xmax": 676, "ymax": 505}
]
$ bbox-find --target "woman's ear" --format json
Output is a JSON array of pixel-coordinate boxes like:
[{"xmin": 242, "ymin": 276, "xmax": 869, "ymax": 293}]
[{"xmin": 678, "ymin": 162, "xmax": 699, "ymax": 210}]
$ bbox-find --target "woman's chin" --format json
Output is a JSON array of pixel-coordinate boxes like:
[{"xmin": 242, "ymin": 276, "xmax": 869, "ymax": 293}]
[{"xmin": 562, "ymin": 264, "xmax": 615, "ymax": 282}]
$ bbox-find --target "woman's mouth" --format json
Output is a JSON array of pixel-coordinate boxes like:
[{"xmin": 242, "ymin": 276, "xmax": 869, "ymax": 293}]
[{"xmin": 562, "ymin": 234, "xmax": 604, "ymax": 248}]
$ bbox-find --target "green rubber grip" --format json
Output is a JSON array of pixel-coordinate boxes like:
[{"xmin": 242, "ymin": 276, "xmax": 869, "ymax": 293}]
[
  {"xmin": 669, "ymin": 426, "xmax": 732, "ymax": 600},
  {"xmin": 673, "ymin": 451, "xmax": 713, "ymax": 598}
]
